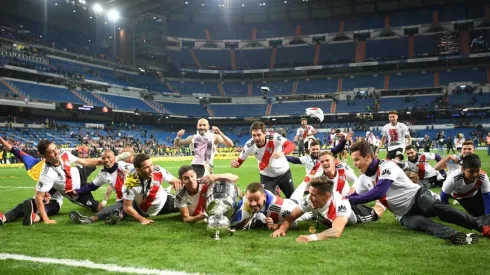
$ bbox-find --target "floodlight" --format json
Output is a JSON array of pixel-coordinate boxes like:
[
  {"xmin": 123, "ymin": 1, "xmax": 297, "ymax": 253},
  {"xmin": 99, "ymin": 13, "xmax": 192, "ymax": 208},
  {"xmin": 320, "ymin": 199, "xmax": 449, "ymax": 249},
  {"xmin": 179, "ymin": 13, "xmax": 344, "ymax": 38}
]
[
  {"xmin": 108, "ymin": 9, "xmax": 120, "ymax": 21},
  {"xmin": 92, "ymin": 3, "xmax": 103, "ymax": 13}
]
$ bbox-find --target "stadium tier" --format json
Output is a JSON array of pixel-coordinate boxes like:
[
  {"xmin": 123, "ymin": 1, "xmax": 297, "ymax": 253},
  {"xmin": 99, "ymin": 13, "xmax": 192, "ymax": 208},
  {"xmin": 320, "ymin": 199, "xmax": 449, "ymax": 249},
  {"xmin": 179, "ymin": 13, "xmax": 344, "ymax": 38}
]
[
  {"xmin": 296, "ymin": 79, "xmax": 338, "ymax": 95},
  {"xmin": 98, "ymin": 94, "xmax": 156, "ymax": 113},
  {"xmin": 210, "ymin": 103, "xmax": 267, "ymax": 117},
  {"xmin": 168, "ymin": 82, "xmax": 221, "ymax": 96},
  {"xmin": 379, "ymin": 95, "xmax": 442, "ymax": 111},
  {"xmin": 8, "ymin": 80, "xmax": 85, "ymax": 104},
  {"xmin": 161, "ymin": 102, "xmax": 209, "ymax": 117},
  {"xmin": 78, "ymin": 90, "xmax": 107, "ymax": 107},
  {"xmin": 271, "ymin": 101, "xmax": 332, "ymax": 116}
]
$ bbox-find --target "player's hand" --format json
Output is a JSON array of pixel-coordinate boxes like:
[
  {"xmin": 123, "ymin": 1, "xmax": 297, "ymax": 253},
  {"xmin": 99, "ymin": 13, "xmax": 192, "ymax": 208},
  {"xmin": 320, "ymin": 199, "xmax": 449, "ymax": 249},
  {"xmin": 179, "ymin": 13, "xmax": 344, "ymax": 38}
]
[
  {"xmin": 172, "ymin": 179, "xmax": 183, "ymax": 190},
  {"xmin": 266, "ymin": 217, "xmax": 278, "ymax": 230},
  {"xmin": 212, "ymin": 126, "xmax": 222, "ymax": 136},
  {"xmin": 296, "ymin": 235, "xmax": 313, "ymax": 243},
  {"xmin": 65, "ymin": 189, "xmax": 77, "ymax": 197},
  {"xmin": 449, "ymin": 155, "xmax": 459, "ymax": 162},
  {"xmin": 43, "ymin": 192, "xmax": 52, "ymax": 203},
  {"xmin": 141, "ymin": 219, "xmax": 154, "ymax": 225},
  {"xmin": 272, "ymin": 152, "xmax": 284, "ymax": 159},
  {"xmin": 271, "ymin": 229, "xmax": 287, "ymax": 238},
  {"xmin": 201, "ymin": 175, "xmax": 215, "ymax": 185},
  {"xmin": 44, "ymin": 219, "xmax": 56, "ymax": 224},
  {"xmin": 231, "ymin": 160, "xmax": 240, "ymax": 168},
  {"xmin": 176, "ymin": 129, "xmax": 185, "ymax": 138}
]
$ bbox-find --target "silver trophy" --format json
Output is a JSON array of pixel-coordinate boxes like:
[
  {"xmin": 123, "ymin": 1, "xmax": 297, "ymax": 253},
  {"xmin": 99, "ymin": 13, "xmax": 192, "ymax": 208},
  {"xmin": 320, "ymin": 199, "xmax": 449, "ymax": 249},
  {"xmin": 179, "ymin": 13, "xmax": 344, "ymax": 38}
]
[{"xmin": 205, "ymin": 180, "xmax": 239, "ymax": 240}]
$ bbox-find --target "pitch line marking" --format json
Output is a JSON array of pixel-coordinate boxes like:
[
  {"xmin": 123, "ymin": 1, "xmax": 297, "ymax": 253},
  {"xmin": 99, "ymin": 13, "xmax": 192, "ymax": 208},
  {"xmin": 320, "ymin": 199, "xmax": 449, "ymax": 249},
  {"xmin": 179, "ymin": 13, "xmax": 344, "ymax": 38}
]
[{"xmin": 0, "ymin": 253, "xmax": 204, "ymax": 275}]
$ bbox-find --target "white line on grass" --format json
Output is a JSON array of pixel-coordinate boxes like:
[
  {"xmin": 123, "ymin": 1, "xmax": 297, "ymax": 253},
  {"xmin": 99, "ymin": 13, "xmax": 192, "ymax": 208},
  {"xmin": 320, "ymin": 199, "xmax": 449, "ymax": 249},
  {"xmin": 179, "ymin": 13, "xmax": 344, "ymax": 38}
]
[{"xmin": 0, "ymin": 253, "xmax": 203, "ymax": 275}]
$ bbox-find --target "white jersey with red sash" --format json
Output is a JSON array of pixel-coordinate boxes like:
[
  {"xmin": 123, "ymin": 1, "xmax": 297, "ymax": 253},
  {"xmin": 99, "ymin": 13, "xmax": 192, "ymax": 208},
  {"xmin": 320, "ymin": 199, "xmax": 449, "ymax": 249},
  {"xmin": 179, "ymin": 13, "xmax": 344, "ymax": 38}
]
[
  {"xmin": 231, "ymin": 190, "xmax": 297, "ymax": 226},
  {"xmin": 442, "ymin": 169, "xmax": 490, "ymax": 199},
  {"xmin": 405, "ymin": 153, "xmax": 438, "ymax": 180},
  {"xmin": 174, "ymin": 180, "xmax": 209, "ymax": 216},
  {"xmin": 239, "ymin": 132, "xmax": 290, "ymax": 177},
  {"xmin": 381, "ymin": 122, "xmax": 410, "ymax": 151},
  {"xmin": 92, "ymin": 161, "xmax": 133, "ymax": 201},
  {"xmin": 36, "ymin": 151, "xmax": 82, "ymax": 200},
  {"xmin": 357, "ymin": 160, "xmax": 420, "ymax": 217},
  {"xmin": 296, "ymin": 125, "xmax": 316, "ymax": 144},
  {"xmin": 300, "ymin": 191, "xmax": 356, "ymax": 227},
  {"xmin": 312, "ymin": 165, "xmax": 358, "ymax": 196},
  {"xmin": 122, "ymin": 165, "xmax": 176, "ymax": 216}
]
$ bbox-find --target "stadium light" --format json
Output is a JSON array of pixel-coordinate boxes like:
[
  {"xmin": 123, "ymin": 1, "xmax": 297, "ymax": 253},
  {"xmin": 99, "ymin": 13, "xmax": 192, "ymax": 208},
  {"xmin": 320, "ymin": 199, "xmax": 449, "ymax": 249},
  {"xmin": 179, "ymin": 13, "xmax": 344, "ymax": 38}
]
[
  {"xmin": 92, "ymin": 3, "xmax": 103, "ymax": 14},
  {"xmin": 108, "ymin": 9, "xmax": 120, "ymax": 21}
]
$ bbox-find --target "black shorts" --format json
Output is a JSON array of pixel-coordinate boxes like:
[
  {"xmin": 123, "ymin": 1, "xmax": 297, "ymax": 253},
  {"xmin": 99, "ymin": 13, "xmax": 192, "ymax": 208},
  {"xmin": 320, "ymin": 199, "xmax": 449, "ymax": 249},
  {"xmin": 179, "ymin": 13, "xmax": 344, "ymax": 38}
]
[
  {"xmin": 72, "ymin": 166, "xmax": 100, "ymax": 212},
  {"xmin": 260, "ymin": 170, "xmax": 295, "ymax": 198},
  {"xmin": 387, "ymin": 148, "xmax": 404, "ymax": 160},
  {"xmin": 191, "ymin": 164, "xmax": 206, "ymax": 178},
  {"xmin": 350, "ymin": 204, "xmax": 378, "ymax": 223}
]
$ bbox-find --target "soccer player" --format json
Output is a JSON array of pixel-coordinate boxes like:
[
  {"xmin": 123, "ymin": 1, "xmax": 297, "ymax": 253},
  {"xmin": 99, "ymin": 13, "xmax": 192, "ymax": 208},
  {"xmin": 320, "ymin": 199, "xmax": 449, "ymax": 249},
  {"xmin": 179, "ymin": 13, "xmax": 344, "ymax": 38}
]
[
  {"xmin": 293, "ymin": 118, "xmax": 318, "ymax": 153},
  {"xmin": 440, "ymin": 154, "xmax": 490, "ymax": 217},
  {"xmin": 271, "ymin": 176, "xmax": 380, "ymax": 242},
  {"xmin": 455, "ymin": 134, "xmax": 465, "ymax": 153},
  {"xmin": 231, "ymin": 121, "xmax": 296, "ymax": 198},
  {"xmin": 34, "ymin": 140, "xmax": 105, "ymax": 224},
  {"xmin": 311, "ymin": 151, "xmax": 359, "ymax": 196},
  {"xmin": 121, "ymin": 154, "xmax": 180, "ymax": 225},
  {"xmin": 366, "ymin": 131, "xmax": 378, "ymax": 153},
  {"xmin": 346, "ymin": 140, "xmax": 490, "ymax": 245},
  {"xmin": 174, "ymin": 118, "xmax": 234, "ymax": 177},
  {"xmin": 0, "ymin": 191, "xmax": 63, "ymax": 226},
  {"xmin": 434, "ymin": 140, "xmax": 475, "ymax": 174},
  {"xmin": 232, "ymin": 182, "xmax": 299, "ymax": 230},
  {"xmin": 404, "ymin": 145, "xmax": 444, "ymax": 188},
  {"xmin": 68, "ymin": 147, "xmax": 135, "ymax": 225},
  {"xmin": 377, "ymin": 111, "xmax": 411, "ymax": 160},
  {"xmin": 175, "ymin": 165, "xmax": 239, "ymax": 223}
]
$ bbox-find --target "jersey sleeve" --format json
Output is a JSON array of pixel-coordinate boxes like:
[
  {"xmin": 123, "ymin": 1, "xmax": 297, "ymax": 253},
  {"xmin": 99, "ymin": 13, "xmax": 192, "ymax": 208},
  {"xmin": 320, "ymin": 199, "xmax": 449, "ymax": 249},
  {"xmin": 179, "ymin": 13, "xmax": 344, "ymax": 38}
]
[
  {"xmin": 117, "ymin": 161, "xmax": 133, "ymax": 174},
  {"xmin": 280, "ymin": 199, "xmax": 298, "ymax": 218},
  {"xmin": 299, "ymin": 196, "xmax": 313, "ymax": 212},
  {"xmin": 36, "ymin": 174, "xmax": 54, "ymax": 193},
  {"xmin": 92, "ymin": 172, "xmax": 108, "ymax": 187},
  {"xmin": 239, "ymin": 140, "xmax": 254, "ymax": 161},
  {"xmin": 274, "ymin": 133, "xmax": 286, "ymax": 147},
  {"xmin": 159, "ymin": 167, "xmax": 176, "ymax": 183},
  {"xmin": 441, "ymin": 171, "xmax": 457, "ymax": 194},
  {"xmin": 381, "ymin": 125, "xmax": 388, "ymax": 138},
  {"xmin": 378, "ymin": 161, "xmax": 403, "ymax": 182},
  {"xmin": 299, "ymin": 156, "xmax": 308, "ymax": 165},
  {"xmin": 356, "ymin": 176, "xmax": 373, "ymax": 194},
  {"xmin": 174, "ymin": 190, "xmax": 188, "ymax": 209},
  {"xmin": 296, "ymin": 128, "xmax": 301, "ymax": 136},
  {"xmin": 122, "ymin": 186, "xmax": 138, "ymax": 201},
  {"xmin": 62, "ymin": 151, "xmax": 79, "ymax": 164},
  {"xmin": 481, "ymin": 173, "xmax": 490, "ymax": 193},
  {"xmin": 345, "ymin": 168, "xmax": 360, "ymax": 190},
  {"xmin": 336, "ymin": 198, "xmax": 353, "ymax": 218},
  {"xmin": 402, "ymin": 124, "xmax": 410, "ymax": 137},
  {"xmin": 422, "ymin": 153, "xmax": 436, "ymax": 161}
]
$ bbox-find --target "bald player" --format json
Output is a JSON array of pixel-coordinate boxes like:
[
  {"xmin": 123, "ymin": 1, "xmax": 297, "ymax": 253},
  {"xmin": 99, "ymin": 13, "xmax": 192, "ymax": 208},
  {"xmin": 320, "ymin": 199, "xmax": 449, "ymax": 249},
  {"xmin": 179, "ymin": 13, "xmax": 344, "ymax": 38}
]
[{"xmin": 174, "ymin": 118, "xmax": 234, "ymax": 177}]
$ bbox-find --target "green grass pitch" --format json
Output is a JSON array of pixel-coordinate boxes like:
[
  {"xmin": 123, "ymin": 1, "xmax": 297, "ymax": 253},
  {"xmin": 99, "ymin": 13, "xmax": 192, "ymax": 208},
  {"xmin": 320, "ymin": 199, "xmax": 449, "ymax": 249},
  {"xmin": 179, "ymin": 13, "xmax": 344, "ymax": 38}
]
[{"xmin": 0, "ymin": 151, "xmax": 489, "ymax": 275}]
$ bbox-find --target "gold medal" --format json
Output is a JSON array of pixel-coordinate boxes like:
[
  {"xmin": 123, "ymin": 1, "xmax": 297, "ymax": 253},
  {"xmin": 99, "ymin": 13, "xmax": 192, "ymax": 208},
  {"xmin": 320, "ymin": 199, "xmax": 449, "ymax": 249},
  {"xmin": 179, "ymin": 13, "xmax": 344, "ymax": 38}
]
[{"xmin": 308, "ymin": 226, "xmax": 317, "ymax": 234}]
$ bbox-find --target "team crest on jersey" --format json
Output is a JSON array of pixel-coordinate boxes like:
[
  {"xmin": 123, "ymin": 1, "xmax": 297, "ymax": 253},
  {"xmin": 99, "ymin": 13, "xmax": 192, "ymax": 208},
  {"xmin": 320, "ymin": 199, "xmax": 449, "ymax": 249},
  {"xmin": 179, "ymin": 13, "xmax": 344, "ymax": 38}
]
[
  {"xmin": 267, "ymin": 147, "xmax": 273, "ymax": 153},
  {"xmin": 339, "ymin": 175, "xmax": 346, "ymax": 181}
]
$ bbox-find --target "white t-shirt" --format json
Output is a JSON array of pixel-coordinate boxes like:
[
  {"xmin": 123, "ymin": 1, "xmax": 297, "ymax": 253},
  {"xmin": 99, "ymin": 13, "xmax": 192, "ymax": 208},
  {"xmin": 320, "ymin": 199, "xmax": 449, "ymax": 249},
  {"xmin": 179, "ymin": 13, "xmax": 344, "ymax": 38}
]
[
  {"xmin": 122, "ymin": 165, "xmax": 175, "ymax": 216},
  {"xmin": 232, "ymin": 190, "xmax": 297, "ymax": 226},
  {"xmin": 296, "ymin": 125, "xmax": 316, "ymax": 144},
  {"xmin": 455, "ymin": 138, "xmax": 465, "ymax": 149},
  {"xmin": 239, "ymin": 132, "xmax": 290, "ymax": 177},
  {"xmin": 299, "ymin": 155, "xmax": 320, "ymax": 175},
  {"xmin": 445, "ymin": 155, "xmax": 462, "ymax": 174},
  {"xmin": 301, "ymin": 191, "xmax": 356, "ymax": 226},
  {"xmin": 442, "ymin": 169, "xmax": 490, "ymax": 199},
  {"xmin": 357, "ymin": 160, "xmax": 420, "ymax": 217},
  {"xmin": 312, "ymin": 165, "xmax": 358, "ymax": 196},
  {"xmin": 92, "ymin": 161, "xmax": 134, "ymax": 201},
  {"xmin": 36, "ymin": 151, "xmax": 81, "ymax": 200},
  {"xmin": 404, "ymin": 153, "xmax": 438, "ymax": 180},
  {"xmin": 174, "ymin": 180, "xmax": 208, "ymax": 216},
  {"xmin": 381, "ymin": 122, "xmax": 410, "ymax": 151},
  {"xmin": 190, "ymin": 131, "xmax": 217, "ymax": 166}
]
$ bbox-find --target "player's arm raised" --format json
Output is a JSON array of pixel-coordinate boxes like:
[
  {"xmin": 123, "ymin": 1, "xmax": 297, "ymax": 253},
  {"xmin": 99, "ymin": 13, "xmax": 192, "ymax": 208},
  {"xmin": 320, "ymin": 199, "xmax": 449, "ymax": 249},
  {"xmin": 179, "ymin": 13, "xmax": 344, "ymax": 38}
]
[
  {"xmin": 231, "ymin": 143, "xmax": 252, "ymax": 168},
  {"xmin": 272, "ymin": 135, "xmax": 296, "ymax": 159},
  {"xmin": 213, "ymin": 126, "xmax": 234, "ymax": 147},
  {"xmin": 174, "ymin": 130, "xmax": 192, "ymax": 147},
  {"xmin": 297, "ymin": 216, "xmax": 349, "ymax": 242},
  {"xmin": 434, "ymin": 155, "xmax": 458, "ymax": 171}
]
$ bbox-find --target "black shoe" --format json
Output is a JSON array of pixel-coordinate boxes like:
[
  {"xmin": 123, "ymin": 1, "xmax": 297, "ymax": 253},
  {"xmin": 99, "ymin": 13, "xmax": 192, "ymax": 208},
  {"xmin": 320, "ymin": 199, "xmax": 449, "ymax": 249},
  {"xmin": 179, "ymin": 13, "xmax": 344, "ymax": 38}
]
[
  {"xmin": 22, "ymin": 199, "xmax": 35, "ymax": 226},
  {"xmin": 69, "ymin": 211, "xmax": 92, "ymax": 224},
  {"xmin": 449, "ymin": 232, "xmax": 479, "ymax": 245},
  {"xmin": 105, "ymin": 209, "xmax": 122, "ymax": 225}
]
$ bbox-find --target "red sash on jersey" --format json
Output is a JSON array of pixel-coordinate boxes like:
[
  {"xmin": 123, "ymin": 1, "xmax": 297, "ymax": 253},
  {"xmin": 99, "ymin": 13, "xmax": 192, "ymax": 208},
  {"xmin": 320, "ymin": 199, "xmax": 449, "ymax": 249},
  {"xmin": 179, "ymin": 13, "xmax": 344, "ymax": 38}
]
[
  {"xmin": 60, "ymin": 153, "xmax": 73, "ymax": 193},
  {"xmin": 375, "ymin": 167, "xmax": 389, "ymax": 210},
  {"xmin": 452, "ymin": 172, "xmax": 484, "ymax": 199},
  {"xmin": 322, "ymin": 202, "xmax": 337, "ymax": 227},
  {"xmin": 192, "ymin": 184, "xmax": 208, "ymax": 216},
  {"xmin": 259, "ymin": 135, "xmax": 275, "ymax": 171},
  {"xmin": 115, "ymin": 170, "xmax": 125, "ymax": 200},
  {"xmin": 269, "ymin": 196, "xmax": 284, "ymax": 223},
  {"xmin": 310, "ymin": 161, "xmax": 321, "ymax": 175},
  {"xmin": 302, "ymin": 126, "xmax": 310, "ymax": 140},
  {"xmin": 417, "ymin": 154, "xmax": 426, "ymax": 180},
  {"xmin": 336, "ymin": 168, "xmax": 346, "ymax": 194},
  {"xmin": 139, "ymin": 171, "xmax": 163, "ymax": 212}
]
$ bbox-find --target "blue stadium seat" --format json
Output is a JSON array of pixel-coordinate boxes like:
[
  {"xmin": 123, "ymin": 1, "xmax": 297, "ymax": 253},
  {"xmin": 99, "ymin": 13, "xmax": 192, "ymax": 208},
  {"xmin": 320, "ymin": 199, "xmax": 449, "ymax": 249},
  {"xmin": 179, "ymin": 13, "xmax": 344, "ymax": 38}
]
[
  {"xmin": 390, "ymin": 9, "xmax": 433, "ymax": 27},
  {"xmin": 439, "ymin": 69, "xmax": 488, "ymax": 85},
  {"xmin": 366, "ymin": 38, "xmax": 408, "ymax": 60},
  {"xmin": 211, "ymin": 103, "xmax": 266, "ymax": 117},
  {"xmin": 9, "ymin": 80, "xmax": 84, "ymax": 104},
  {"xmin": 99, "ymin": 94, "xmax": 156, "ymax": 113},
  {"xmin": 380, "ymin": 95, "xmax": 442, "ymax": 111},
  {"xmin": 318, "ymin": 43, "xmax": 355, "ymax": 64},
  {"xmin": 163, "ymin": 102, "xmax": 209, "ymax": 117},
  {"xmin": 271, "ymin": 101, "xmax": 332, "ymax": 116},
  {"xmin": 344, "ymin": 16, "xmax": 385, "ymax": 32},
  {"xmin": 236, "ymin": 49, "xmax": 272, "ymax": 69},
  {"xmin": 169, "ymin": 49, "xmax": 197, "ymax": 69},
  {"xmin": 222, "ymin": 83, "xmax": 249, "ymax": 97},
  {"xmin": 169, "ymin": 82, "xmax": 221, "ymax": 96},
  {"xmin": 389, "ymin": 72, "xmax": 434, "ymax": 89},
  {"xmin": 335, "ymin": 99, "xmax": 375, "ymax": 113},
  {"xmin": 414, "ymin": 35, "xmax": 439, "ymax": 57},
  {"xmin": 79, "ymin": 90, "xmax": 106, "ymax": 107},
  {"xmin": 342, "ymin": 75, "xmax": 384, "ymax": 90},
  {"xmin": 296, "ymin": 79, "xmax": 338, "ymax": 95},
  {"xmin": 275, "ymin": 46, "xmax": 314, "ymax": 67},
  {"xmin": 194, "ymin": 50, "xmax": 230, "ymax": 70}
]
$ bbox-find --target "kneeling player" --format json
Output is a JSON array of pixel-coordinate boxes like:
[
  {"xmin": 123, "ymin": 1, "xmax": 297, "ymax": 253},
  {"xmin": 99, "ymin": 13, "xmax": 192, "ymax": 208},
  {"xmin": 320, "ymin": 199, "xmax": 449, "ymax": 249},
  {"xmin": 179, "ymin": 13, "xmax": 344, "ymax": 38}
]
[
  {"xmin": 232, "ymin": 182, "xmax": 299, "ymax": 230},
  {"xmin": 271, "ymin": 176, "xmax": 380, "ymax": 242},
  {"xmin": 175, "ymin": 165, "xmax": 239, "ymax": 223},
  {"xmin": 440, "ymin": 154, "xmax": 490, "ymax": 217},
  {"xmin": 121, "ymin": 154, "xmax": 181, "ymax": 225},
  {"xmin": 0, "ymin": 190, "xmax": 63, "ymax": 226}
]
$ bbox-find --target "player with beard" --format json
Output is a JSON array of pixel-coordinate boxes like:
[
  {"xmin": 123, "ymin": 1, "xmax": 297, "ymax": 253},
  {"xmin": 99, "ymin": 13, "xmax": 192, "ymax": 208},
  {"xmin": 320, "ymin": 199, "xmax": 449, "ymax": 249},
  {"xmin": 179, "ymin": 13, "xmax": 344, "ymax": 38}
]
[
  {"xmin": 377, "ymin": 111, "xmax": 411, "ymax": 160},
  {"xmin": 231, "ymin": 121, "xmax": 296, "ymax": 198},
  {"xmin": 435, "ymin": 140, "xmax": 475, "ymax": 174},
  {"xmin": 440, "ymin": 154, "xmax": 490, "ymax": 217},
  {"xmin": 174, "ymin": 118, "xmax": 234, "ymax": 177},
  {"xmin": 403, "ymin": 145, "xmax": 445, "ymax": 188},
  {"xmin": 231, "ymin": 182, "xmax": 299, "ymax": 230},
  {"xmin": 294, "ymin": 118, "xmax": 318, "ymax": 153},
  {"xmin": 346, "ymin": 140, "xmax": 490, "ymax": 245},
  {"xmin": 175, "ymin": 165, "xmax": 239, "ymax": 223},
  {"xmin": 271, "ymin": 177, "xmax": 380, "ymax": 242},
  {"xmin": 68, "ymin": 147, "xmax": 137, "ymax": 225}
]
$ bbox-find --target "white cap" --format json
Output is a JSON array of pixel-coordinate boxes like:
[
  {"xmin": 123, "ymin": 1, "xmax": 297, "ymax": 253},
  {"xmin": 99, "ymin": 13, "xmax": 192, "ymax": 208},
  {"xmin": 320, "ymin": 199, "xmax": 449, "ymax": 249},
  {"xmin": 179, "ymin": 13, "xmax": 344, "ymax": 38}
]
[{"xmin": 366, "ymin": 131, "xmax": 371, "ymax": 136}]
